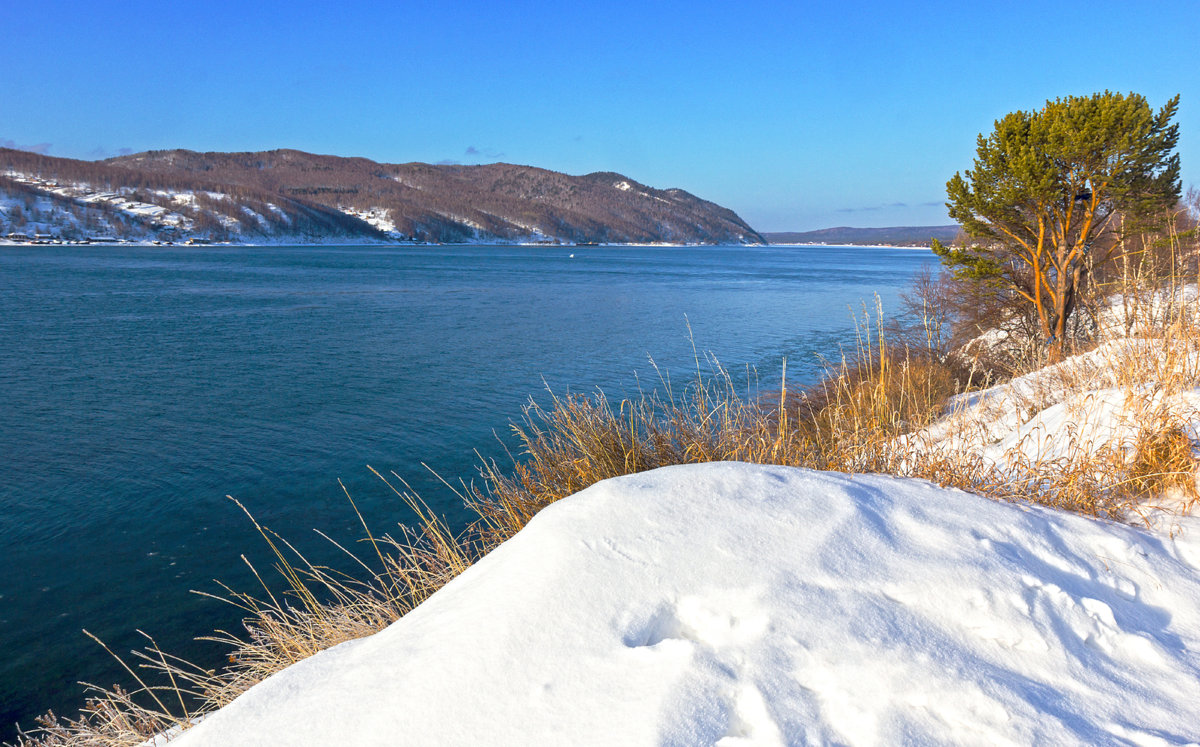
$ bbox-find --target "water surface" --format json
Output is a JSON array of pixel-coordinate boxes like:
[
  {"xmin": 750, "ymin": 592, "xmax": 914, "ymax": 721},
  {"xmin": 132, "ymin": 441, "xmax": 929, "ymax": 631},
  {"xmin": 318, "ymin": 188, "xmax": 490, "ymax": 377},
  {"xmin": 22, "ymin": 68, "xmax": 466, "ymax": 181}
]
[{"xmin": 0, "ymin": 243, "xmax": 935, "ymax": 736}]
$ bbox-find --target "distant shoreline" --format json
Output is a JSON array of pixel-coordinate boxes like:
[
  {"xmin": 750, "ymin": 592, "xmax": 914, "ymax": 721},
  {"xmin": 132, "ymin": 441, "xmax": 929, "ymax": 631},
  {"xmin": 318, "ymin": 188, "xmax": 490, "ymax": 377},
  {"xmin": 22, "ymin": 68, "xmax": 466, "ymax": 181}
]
[
  {"xmin": 0, "ymin": 239, "xmax": 936, "ymax": 250},
  {"xmin": 762, "ymin": 226, "xmax": 959, "ymax": 247}
]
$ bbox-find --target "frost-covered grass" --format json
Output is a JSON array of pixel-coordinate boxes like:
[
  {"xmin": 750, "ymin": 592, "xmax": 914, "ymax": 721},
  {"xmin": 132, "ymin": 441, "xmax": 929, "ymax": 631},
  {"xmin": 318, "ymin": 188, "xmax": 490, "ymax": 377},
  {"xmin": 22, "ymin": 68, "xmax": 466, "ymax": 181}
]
[{"xmin": 13, "ymin": 284, "xmax": 1200, "ymax": 745}]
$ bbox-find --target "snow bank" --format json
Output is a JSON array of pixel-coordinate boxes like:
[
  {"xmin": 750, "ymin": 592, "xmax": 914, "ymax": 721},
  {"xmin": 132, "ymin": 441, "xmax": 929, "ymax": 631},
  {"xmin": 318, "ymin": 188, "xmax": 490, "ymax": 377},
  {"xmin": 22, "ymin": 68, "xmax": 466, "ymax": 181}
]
[
  {"xmin": 172, "ymin": 463, "xmax": 1200, "ymax": 745},
  {"xmin": 914, "ymin": 339, "xmax": 1200, "ymax": 509}
]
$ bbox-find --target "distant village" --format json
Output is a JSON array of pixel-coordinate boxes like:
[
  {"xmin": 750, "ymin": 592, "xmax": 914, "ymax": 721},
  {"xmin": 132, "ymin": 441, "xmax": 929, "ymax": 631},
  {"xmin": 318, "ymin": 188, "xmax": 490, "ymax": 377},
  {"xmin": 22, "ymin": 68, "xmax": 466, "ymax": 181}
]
[{"xmin": 2, "ymin": 231, "xmax": 213, "ymax": 246}]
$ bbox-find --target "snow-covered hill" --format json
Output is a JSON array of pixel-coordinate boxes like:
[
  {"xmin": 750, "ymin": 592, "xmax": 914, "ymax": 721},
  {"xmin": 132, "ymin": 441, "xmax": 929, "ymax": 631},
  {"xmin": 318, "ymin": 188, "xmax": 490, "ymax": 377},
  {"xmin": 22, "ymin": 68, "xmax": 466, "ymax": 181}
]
[
  {"xmin": 169, "ymin": 463, "xmax": 1200, "ymax": 746},
  {"xmin": 0, "ymin": 147, "xmax": 766, "ymax": 246},
  {"xmin": 0, "ymin": 172, "xmax": 192, "ymax": 241},
  {"xmin": 0, "ymin": 170, "xmax": 381, "ymax": 245}
]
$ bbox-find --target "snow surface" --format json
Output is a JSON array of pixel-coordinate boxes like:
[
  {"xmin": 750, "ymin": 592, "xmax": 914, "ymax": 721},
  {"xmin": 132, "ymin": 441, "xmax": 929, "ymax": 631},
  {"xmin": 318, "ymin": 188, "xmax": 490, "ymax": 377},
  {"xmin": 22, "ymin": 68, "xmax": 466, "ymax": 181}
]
[
  {"xmin": 913, "ymin": 339, "xmax": 1200, "ymax": 517},
  {"xmin": 339, "ymin": 206, "xmax": 402, "ymax": 237},
  {"xmin": 171, "ymin": 463, "xmax": 1200, "ymax": 746}
]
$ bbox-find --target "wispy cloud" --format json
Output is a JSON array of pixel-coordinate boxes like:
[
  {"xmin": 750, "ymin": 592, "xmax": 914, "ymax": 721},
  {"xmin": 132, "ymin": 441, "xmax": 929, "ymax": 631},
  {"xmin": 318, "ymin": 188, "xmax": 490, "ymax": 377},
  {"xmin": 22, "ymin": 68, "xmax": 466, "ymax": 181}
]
[
  {"xmin": 85, "ymin": 145, "xmax": 135, "ymax": 160},
  {"xmin": 465, "ymin": 145, "xmax": 504, "ymax": 159},
  {"xmin": 1, "ymin": 138, "xmax": 51, "ymax": 155},
  {"xmin": 838, "ymin": 200, "xmax": 942, "ymax": 213},
  {"xmin": 436, "ymin": 158, "xmax": 461, "ymax": 165}
]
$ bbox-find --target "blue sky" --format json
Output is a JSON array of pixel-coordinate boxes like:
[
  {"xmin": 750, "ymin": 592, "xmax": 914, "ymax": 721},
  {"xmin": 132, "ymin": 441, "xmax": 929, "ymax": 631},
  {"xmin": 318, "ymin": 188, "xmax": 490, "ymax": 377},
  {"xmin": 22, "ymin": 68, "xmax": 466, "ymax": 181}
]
[{"xmin": 1, "ymin": 1, "xmax": 1196, "ymax": 231}]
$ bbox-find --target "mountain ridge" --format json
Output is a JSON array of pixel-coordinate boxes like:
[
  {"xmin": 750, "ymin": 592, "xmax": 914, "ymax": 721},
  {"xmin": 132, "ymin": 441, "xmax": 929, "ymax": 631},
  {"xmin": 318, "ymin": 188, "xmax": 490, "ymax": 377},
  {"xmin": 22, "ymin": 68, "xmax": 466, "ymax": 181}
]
[
  {"xmin": 0, "ymin": 147, "xmax": 763, "ymax": 245},
  {"xmin": 764, "ymin": 225, "xmax": 960, "ymax": 247}
]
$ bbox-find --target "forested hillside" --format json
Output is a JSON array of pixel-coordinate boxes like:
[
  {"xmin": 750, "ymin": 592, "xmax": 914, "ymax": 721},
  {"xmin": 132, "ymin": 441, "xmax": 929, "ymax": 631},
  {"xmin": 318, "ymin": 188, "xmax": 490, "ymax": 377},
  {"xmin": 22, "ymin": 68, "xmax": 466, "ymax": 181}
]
[{"xmin": 0, "ymin": 147, "xmax": 763, "ymax": 245}]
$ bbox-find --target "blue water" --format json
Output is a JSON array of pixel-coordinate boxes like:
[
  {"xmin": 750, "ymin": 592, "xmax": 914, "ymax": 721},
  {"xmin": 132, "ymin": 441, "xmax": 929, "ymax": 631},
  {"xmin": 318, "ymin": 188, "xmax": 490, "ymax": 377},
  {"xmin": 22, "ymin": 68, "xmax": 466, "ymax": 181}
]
[{"xmin": 0, "ymin": 243, "xmax": 935, "ymax": 736}]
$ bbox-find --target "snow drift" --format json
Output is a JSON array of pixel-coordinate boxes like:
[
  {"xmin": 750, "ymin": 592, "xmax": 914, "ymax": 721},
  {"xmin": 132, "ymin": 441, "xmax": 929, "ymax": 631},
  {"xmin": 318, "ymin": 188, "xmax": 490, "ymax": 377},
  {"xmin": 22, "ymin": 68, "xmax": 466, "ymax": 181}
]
[
  {"xmin": 904, "ymin": 336, "xmax": 1200, "ymax": 520},
  {"xmin": 171, "ymin": 463, "xmax": 1200, "ymax": 746}
]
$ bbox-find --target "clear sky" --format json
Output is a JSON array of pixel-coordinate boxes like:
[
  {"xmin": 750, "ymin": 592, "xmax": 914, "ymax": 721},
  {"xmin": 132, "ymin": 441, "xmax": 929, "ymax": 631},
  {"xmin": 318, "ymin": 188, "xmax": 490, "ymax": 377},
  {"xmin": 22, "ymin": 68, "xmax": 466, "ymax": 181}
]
[{"xmin": 2, "ymin": 1, "xmax": 1196, "ymax": 231}]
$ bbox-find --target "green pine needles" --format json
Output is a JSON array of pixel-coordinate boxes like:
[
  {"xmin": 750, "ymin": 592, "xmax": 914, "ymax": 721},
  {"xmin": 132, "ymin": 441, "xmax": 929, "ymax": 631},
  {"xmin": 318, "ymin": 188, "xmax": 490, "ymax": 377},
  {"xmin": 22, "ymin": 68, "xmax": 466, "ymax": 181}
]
[{"xmin": 933, "ymin": 91, "xmax": 1181, "ymax": 359}]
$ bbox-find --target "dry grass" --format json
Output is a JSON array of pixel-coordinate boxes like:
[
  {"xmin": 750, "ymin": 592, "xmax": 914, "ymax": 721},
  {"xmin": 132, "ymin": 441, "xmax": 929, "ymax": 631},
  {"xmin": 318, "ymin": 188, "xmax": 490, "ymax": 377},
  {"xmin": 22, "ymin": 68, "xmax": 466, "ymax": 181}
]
[
  {"xmin": 470, "ymin": 358, "xmax": 816, "ymax": 539},
  {"xmin": 11, "ymin": 477, "xmax": 484, "ymax": 747},
  {"xmin": 13, "ymin": 267, "xmax": 1200, "ymax": 746}
]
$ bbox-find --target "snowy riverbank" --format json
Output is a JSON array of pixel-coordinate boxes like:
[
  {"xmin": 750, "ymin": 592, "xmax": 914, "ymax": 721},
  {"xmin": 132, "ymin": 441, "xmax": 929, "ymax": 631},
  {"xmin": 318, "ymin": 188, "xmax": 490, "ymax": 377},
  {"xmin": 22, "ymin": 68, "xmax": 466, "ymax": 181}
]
[{"xmin": 168, "ymin": 462, "xmax": 1200, "ymax": 746}]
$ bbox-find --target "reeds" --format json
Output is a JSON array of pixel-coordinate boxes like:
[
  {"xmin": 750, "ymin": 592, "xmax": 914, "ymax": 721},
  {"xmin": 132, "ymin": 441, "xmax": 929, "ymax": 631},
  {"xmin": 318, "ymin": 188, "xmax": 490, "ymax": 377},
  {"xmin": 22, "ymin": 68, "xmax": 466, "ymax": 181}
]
[{"xmin": 470, "ymin": 357, "xmax": 816, "ymax": 539}]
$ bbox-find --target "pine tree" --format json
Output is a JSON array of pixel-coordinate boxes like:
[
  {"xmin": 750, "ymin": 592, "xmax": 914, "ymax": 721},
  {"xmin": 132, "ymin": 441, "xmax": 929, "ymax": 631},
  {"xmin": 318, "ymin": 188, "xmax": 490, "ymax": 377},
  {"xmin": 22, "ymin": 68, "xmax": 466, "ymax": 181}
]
[{"xmin": 933, "ymin": 92, "xmax": 1181, "ymax": 358}]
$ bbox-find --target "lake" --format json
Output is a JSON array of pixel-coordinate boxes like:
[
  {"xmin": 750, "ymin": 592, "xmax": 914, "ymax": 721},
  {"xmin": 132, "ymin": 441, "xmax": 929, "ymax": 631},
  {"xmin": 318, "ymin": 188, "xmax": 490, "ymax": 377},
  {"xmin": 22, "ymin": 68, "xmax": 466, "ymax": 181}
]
[{"xmin": 0, "ymin": 243, "xmax": 935, "ymax": 737}]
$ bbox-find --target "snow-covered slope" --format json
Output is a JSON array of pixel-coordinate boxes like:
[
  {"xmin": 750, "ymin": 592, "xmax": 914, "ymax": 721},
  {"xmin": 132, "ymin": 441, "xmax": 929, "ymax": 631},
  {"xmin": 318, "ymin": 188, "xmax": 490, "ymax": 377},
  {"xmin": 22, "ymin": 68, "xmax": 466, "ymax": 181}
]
[
  {"xmin": 0, "ymin": 169, "xmax": 384, "ymax": 244},
  {"xmin": 909, "ymin": 335, "xmax": 1200, "ymax": 523},
  {"xmin": 171, "ymin": 463, "xmax": 1200, "ymax": 746},
  {"xmin": 0, "ymin": 172, "xmax": 198, "ymax": 239}
]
